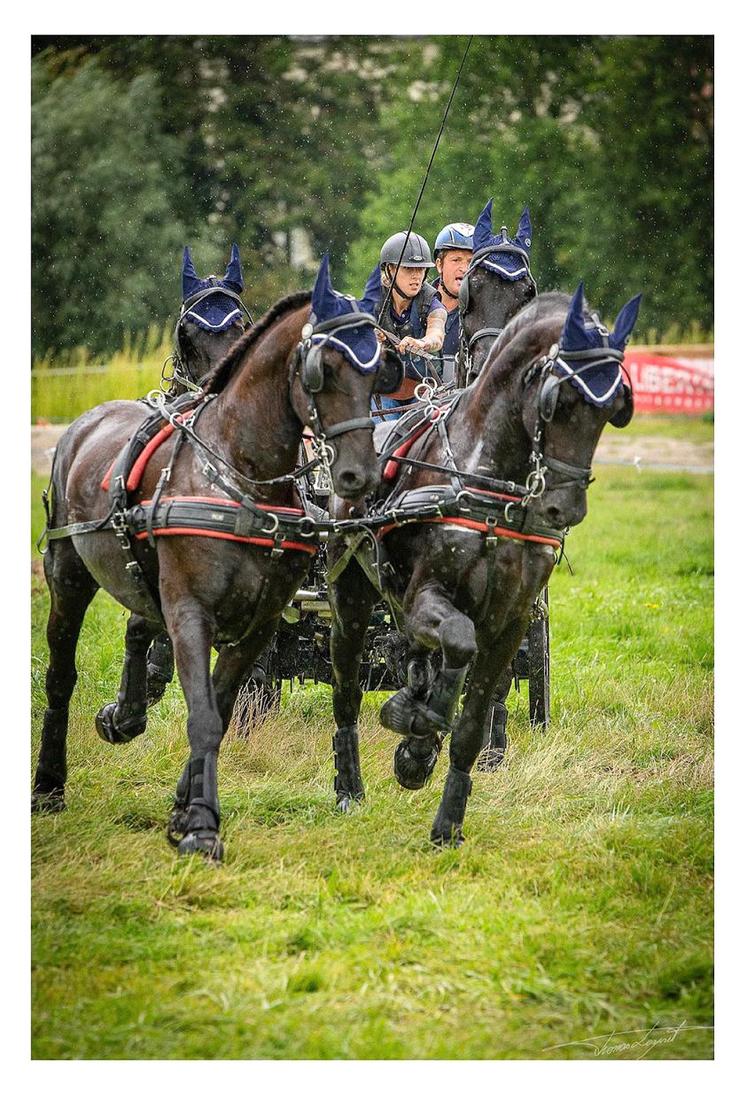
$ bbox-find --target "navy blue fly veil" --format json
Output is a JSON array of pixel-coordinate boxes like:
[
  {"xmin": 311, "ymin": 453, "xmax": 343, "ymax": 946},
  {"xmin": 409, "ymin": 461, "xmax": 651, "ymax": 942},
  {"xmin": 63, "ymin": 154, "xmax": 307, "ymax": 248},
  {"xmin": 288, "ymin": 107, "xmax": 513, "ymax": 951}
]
[
  {"xmin": 472, "ymin": 200, "xmax": 533, "ymax": 281},
  {"xmin": 554, "ymin": 282, "xmax": 642, "ymax": 407},
  {"xmin": 308, "ymin": 254, "xmax": 381, "ymax": 373},
  {"xmin": 181, "ymin": 243, "xmax": 250, "ymax": 331}
]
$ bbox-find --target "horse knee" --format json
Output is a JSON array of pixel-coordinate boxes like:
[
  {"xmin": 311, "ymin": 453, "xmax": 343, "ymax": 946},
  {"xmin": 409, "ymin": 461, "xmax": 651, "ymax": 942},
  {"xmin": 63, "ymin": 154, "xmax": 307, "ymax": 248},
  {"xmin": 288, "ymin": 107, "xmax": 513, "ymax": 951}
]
[{"xmin": 438, "ymin": 616, "xmax": 476, "ymax": 669}]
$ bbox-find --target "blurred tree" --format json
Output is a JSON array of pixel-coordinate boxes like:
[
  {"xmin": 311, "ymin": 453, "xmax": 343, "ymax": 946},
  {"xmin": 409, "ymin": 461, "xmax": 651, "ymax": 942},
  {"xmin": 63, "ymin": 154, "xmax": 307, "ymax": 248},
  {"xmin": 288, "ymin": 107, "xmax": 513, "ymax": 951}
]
[
  {"xmin": 32, "ymin": 55, "xmax": 189, "ymax": 356},
  {"xmin": 32, "ymin": 34, "xmax": 712, "ymax": 357}
]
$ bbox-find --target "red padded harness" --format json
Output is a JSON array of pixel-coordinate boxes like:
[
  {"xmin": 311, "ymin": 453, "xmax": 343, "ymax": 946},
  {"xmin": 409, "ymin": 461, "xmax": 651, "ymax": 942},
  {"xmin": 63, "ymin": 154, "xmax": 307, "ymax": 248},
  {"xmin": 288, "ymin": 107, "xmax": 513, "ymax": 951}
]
[
  {"xmin": 382, "ymin": 406, "xmax": 443, "ymax": 482},
  {"xmin": 101, "ymin": 411, "xmax": 196, "ymax": 493}
]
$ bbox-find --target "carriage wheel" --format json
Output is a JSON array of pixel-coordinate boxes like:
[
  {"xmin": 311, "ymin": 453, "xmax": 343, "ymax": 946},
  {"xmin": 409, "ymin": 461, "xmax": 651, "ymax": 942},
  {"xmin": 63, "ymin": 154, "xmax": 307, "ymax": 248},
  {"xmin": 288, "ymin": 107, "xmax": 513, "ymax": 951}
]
[{"xmin": 527, "ymin": 587, "xmax": 550, "ymax": 730}]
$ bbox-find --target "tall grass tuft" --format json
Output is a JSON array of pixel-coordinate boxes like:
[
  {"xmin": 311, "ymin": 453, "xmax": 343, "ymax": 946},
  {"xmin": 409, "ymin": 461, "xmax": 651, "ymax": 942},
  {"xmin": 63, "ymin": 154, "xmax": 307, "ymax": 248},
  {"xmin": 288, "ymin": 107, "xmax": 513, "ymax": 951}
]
[{"xmin": 32, "ymin": 326, "xmax": 172, "ymax": 423}]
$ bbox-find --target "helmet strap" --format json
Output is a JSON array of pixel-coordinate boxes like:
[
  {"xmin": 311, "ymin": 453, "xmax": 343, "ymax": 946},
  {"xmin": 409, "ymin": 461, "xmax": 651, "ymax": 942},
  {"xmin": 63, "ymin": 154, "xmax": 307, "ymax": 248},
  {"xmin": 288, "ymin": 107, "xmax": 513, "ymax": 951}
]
[{"xmin": 439, "ymin": 279, "xmax": 460, "ymax": 301}]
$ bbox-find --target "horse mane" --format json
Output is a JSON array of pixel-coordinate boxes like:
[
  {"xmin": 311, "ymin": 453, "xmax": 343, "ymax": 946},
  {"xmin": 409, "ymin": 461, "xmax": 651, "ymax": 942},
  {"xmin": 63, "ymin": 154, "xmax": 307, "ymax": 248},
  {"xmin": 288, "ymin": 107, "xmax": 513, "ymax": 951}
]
[{"xmin": 201, "ymin": 290, "xmax": 312, "ymax": 395}]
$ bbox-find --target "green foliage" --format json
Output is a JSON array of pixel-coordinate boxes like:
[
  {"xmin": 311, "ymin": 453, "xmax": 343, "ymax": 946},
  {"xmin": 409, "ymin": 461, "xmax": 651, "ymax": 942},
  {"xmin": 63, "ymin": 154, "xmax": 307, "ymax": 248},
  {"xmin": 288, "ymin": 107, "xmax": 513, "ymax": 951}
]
[
  {"xmin": 31, "ymin": 452, "xmax": 713, "ymax": 1059},
  {"xmin": 32, "ymin": 56, "xmax": 191, "ymax": 357},
  {"xmin": 32, "ymin": 36, "xmax": 712, "ymax": 359}
]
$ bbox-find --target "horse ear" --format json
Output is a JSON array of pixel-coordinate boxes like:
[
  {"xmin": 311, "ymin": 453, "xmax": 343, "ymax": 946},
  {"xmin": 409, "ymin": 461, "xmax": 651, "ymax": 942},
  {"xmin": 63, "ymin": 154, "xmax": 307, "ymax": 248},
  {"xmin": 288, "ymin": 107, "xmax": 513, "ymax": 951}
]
[
  {"xmin": 610, "ymin": 293, "xmax": 643, "ymax": 350},
  {"xmin": 561, "ymin": 282, "xmax": 587, "ymax": 349},
  {"xmin": 516, "ymin": 206, "xmax": 532, "ymax": 250},
  {"xmin": 182, "ymin": 246, "xmax": 202, "ymax": 299},
  {"xmin": 223, "ymin": 243, "xmax": 244, "ymax": 294},
  {"xmin": 311, "ymin": 252, "xmax": 335, "ymax": 319},
  {"xmin": 473, "ymin": 199, "xmax": 494, "ymax": 251},
  {"xmin": 359, "ymin": 264, "xmax": 383, "ymax": 313}
]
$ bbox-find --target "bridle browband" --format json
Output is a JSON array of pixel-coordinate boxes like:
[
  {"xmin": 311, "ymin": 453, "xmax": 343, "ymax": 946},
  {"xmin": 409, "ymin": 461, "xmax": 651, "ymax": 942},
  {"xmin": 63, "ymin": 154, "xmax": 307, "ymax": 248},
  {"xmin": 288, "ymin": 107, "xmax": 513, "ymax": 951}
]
[
  {"xmin": 521, "ymin": 340, "xmax": 629, "ymax": 500},
  {"xmin": 292, "ymin": 308, "xmax": 380, "ymax": 483},
  {"xmin": 458, "ymin": 239, "xmax": 538, "ymax": 385}
]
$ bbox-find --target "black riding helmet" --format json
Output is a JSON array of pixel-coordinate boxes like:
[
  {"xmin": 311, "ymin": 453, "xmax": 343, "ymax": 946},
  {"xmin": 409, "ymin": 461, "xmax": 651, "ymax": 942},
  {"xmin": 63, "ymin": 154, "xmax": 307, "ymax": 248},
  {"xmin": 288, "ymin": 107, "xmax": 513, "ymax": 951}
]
[
  {"xmin": 379, "ymin": 231, "xmax": 435, "ymax": 269},
  {"xmin": 380, "ymin": 232, "xmax": 435, "ymax": 302}
]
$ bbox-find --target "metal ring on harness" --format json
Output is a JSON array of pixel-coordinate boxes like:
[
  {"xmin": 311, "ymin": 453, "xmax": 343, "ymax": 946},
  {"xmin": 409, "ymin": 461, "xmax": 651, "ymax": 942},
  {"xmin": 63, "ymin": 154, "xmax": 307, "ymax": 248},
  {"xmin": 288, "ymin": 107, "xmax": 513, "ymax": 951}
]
[
  {"xmin": 414, "ymin": 377, "xmax": 438, "ymax": 403},
  {"xmin": 297, "ymin": 516, "xmax": 318, "ymax": 539},
  {"xmin": 260, "ymin": 512, "xmax": 280, "ymax": 536}
]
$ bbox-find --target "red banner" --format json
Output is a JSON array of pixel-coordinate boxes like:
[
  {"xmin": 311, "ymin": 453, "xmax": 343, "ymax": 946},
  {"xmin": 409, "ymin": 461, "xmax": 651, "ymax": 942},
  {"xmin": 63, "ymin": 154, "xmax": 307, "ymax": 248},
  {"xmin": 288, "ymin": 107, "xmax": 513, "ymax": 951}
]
[{"xmin": 625, "ymin": 350, "xmax": 714, "ymax": 414}]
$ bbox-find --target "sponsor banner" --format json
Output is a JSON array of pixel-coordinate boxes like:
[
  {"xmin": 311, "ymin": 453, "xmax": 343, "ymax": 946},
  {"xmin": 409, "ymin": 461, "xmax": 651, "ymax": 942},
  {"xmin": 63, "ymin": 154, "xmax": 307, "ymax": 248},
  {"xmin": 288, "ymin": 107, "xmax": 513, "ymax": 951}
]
[{"xmin": 625, "ymin": 350, "xmax": 714, "ymax": 414}]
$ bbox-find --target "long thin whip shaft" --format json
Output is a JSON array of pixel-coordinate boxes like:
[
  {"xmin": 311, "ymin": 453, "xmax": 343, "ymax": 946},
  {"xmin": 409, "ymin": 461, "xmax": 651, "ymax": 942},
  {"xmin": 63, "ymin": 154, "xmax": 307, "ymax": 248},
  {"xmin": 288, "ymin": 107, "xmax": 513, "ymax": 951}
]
[{"xmin": 378, "ymin": 36, "xmax": 473, "ymax": 324}]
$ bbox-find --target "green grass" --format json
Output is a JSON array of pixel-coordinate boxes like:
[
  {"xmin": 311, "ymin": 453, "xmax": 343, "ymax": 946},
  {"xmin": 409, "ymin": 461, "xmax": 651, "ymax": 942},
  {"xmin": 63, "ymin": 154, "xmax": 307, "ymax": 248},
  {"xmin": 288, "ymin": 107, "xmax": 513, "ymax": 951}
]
[
  {"xmin": 619, "ymin": 412, "xmax": 714, "ymax": 445},
  {"xmin": 30, "ymin": 456, "xmax": 713, "ymax": 1060}
]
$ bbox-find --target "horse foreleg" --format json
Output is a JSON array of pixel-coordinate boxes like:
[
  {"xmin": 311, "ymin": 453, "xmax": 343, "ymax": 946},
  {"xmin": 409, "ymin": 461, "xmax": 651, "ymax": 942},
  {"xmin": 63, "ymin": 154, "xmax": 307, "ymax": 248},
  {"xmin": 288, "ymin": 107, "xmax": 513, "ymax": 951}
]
[
  {"xmin": 431, "ymin": 621, "xmax": 525, "ymax": 846},
  {"xmin": 381, "ymin": 588, "xmax": 476, "ymax": 791},
  {"xmin": 95, "ymin": 613, "xmax": 161, "ymax": 744},
  {"xmin": 167, "ymin": 620, "xmax": 279, "ymax": 848},
  {"xmin": 32, "ymin": 546, "xmax": 98, "ymax": 812},
  {"xmin": 163, "ymin": 601, "xmax": 224, "ymax": 860},
  {"xmin": 328, "ymin": 559, "xmax": 378, "ymax": 811}
]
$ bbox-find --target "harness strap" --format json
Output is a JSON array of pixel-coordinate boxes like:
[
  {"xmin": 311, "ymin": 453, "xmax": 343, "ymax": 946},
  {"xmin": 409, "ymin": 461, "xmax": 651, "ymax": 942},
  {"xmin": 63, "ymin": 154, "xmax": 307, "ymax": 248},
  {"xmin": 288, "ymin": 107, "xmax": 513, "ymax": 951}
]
[
  {"xmin": 376, "ymin": 515, "xmax": 562, "ymax": 550},
  {"xmin": 128, "ymin": 496, "xmax": 318, "ymax": 553}
]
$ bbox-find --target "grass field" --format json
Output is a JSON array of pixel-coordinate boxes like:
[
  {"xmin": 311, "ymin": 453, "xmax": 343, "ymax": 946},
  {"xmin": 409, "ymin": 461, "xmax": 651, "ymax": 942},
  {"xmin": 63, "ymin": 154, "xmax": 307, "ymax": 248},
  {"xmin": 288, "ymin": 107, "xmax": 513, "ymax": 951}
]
[{"xmin": 30, "ymin": 447, "xmax": 713, "ymax": 1059}]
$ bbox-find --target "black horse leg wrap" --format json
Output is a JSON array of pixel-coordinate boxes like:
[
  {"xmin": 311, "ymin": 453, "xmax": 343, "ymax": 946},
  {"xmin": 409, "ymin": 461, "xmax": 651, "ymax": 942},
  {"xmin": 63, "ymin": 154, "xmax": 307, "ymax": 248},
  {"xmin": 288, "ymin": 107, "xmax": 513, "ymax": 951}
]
[
  {"xmin": 333, "ymin": 725, "xmax": 364, "ymax": 800},
  {"xmin": 431, "ymin": 765, "xmax": 473, "ymax": 843},
  {"xmin": 186, "ymin": 753, "xmax": 220, "ymax": 830},
  {"xmin": 147, "ymin": 633, "xmax": 174, "ymax": 682},
  {"xmin": 429, "ymin": 666, "xmax": 468, "ymax": 721}
]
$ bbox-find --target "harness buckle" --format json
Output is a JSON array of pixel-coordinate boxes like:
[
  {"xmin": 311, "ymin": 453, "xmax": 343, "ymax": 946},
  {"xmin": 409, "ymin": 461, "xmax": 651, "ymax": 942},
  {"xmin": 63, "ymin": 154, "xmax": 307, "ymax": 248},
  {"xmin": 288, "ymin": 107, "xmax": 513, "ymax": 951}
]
[
  {"xmin": 297, "ymin": 516, "xmax": 318, "ymax": 539},
  {"xmin": 482, "ymin": 513, "xmax": 498, "ymax": 549},
  {"xmin": 260, "ymin": 512, "xmax": 280, "ymax": 537}
]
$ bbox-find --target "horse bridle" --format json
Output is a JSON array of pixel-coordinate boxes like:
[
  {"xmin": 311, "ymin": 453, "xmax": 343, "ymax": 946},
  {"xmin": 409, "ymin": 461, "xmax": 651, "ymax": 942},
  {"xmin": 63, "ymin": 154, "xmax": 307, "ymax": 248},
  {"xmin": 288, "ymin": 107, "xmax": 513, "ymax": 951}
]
[
  {"xmin": 169, "ymin": 284, "xmax": 254, "ymax": 392},
  {"xmin": 458, "ymin": 239, "xmax": 538, "ymax": 384},
  {"xmin": 292, "ymin": 309, "xmax": 380, "ymax": 479},
  {"xmin": 519, "ymin": 338, "xmax": 631, "ymax": 507}
]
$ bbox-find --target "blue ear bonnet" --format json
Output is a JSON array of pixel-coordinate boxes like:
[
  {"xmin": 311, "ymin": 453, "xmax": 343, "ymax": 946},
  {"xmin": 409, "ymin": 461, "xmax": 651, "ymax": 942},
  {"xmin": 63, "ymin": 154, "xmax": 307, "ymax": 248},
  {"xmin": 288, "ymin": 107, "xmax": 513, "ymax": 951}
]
[
  {"xmin": 556, "ymin": 282, "xmax": 642, "ymax": 407},
  {"xmin": 181, "ymin": 244, "xmax": 246, "ymax": 332},
  {"xmin": 472, "ymin": 201, "xmax": 532, "ymax": 281},
  {"xmin": 309, "ymin": 254, "xmax": 381, "ymax": 373}
]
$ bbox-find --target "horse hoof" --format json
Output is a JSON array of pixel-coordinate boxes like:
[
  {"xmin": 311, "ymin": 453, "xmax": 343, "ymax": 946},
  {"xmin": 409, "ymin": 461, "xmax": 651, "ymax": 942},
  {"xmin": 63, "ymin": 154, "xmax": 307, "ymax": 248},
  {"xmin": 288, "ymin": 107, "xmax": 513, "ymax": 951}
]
[
  {"xmin": 380, "ymin": 688, "xmax": 416, "ymax": 735},
  {"xmin": 337, "ymin": 795, "xmax": 353, "ymax": 813},
  {"xmin": 394, "ymin": 736, "xmax": 441, "ymax": 790},
  {"xmin": 31, "ymin": 789, "xmax": 65, "ymax": 814},
  {"xmin": 477, "ymin": 746, "xmax": 506, "ymax": 772},
  {"xmin": 177, "ymin": 830, "xmax": 224, "ymax": 862},
  {"xmin": 95, "ymin": 703, "xmax": 147, "ymax": 745},
  {"xmin": 430, "ymin": 823, "xmax": 465, "ymax": 848}
]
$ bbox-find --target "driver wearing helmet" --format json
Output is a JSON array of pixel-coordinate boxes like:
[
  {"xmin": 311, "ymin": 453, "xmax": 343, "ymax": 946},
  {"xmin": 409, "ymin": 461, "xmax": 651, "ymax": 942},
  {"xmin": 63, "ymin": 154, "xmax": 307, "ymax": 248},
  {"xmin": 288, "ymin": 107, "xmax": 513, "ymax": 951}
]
[
  {"xmin": 363, "ymin": 230, "xmax": 446, "ymax": 411},
  {"xmin": 432, "ymin": 222, "xmax": 474, "ymax": 384}
]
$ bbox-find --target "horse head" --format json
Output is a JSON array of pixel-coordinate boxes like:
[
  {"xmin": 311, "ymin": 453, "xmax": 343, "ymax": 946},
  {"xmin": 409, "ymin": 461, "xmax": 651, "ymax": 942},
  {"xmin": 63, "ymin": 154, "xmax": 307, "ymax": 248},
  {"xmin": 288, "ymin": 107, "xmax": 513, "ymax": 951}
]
[
  {"xmin": 457, "ymin": 201, "xmax": 538, "ymax": 385},
  {"xmin": 290, "ymin": 254, "xmax": 397, "ymax": 500},
  {"xmin": 519, "ymin": 282, "xmax": 641, "ymax": 529},
  {"xmin": 175, "ymin": 244, "xmax": 251, "ymax": 389}
]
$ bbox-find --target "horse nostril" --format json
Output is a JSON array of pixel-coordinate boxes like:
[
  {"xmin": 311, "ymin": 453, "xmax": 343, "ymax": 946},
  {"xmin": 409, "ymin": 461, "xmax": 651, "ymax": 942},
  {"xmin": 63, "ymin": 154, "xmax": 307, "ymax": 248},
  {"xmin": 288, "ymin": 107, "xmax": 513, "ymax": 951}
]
[{"xmin": 337, "ymin": 469, "xmax": 365, "ymax": 495}]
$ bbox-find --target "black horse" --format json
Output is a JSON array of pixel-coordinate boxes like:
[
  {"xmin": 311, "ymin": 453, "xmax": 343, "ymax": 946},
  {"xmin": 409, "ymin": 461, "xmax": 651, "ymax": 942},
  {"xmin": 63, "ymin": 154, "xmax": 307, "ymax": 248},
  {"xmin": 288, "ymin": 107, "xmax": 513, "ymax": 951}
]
[
  {"xmin": 145, "ymin": 244, "xmax": 252, "ymax": 699},
  {"xmin": 32, "ymin": 256, "xmax": 402, "ymax": 860},
  {"xmin": 163, "ymin": 243, "xmax": 252, "ymax": 397},
  {"xmin": 327, "ymin": 283, "xmax": 640, "ymax": 844}
]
